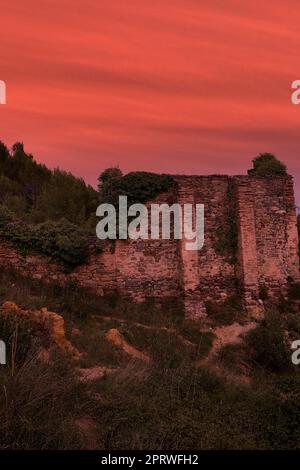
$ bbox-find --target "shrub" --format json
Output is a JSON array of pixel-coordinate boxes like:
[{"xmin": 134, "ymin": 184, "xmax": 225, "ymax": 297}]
[
  {"xmin": 125, "ymin": 326, "xmax": 214, "ymax": 368},
  {"xmin": 96, "ymin": 364, "xmax": 277, "ymax": 449},
  {"xmin": 178, "ymin": 320, "xmax": 215, "ymax": 348},
  {"xmin": 0, "ymin": 204, "xmax": 13, "ymax": 227},
  {"xmin": 205, "ymin": 296, "xmax": 245, "ymax": 325},
  {"xmin": 248, "ymin": 153, "xmax": 287, "ymax": 176},
  {"xmin": 118, "ymin": 172, "xmax": 175, "ymax": 205},
  {"xmin": 259, "ymin": 284, "xmax": 269, "ymax": 301},
  {"xmin": 218, "ymin": 343, "xmax": 245, "ymax": 372},
  {"xmin": 0, "ymin": 215, "xmax": 90, "ymax": 270},
  {"xmin": 288, "ymin": 282, "xmax": 300, "ymax": 300},
  {"xmin": 244, "ymin": 313, "xmax": 291, "ymax": 373},
  {"xmin": 98, "ymin": 169, "xmax": 175, "ymax": 206}
]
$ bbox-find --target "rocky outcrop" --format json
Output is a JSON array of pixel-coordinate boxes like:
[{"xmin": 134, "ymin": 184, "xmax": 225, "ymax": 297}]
[
  {"xmin": 105, "ymin": 328, "xmax": 151, "ymax": 363},
  {"xmin": 1, "ymin": 301, "xmax": 81, "ymax": 359}
]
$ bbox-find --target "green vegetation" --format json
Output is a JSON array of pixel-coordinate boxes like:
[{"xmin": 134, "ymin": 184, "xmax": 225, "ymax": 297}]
[
  {"xmin": 0, "ymin": 143, "xmax": 176, "ymax": 265},
  {"xmin": 98, "ymin": 167, "xmax": 175, "ymax": 206},
  {"xmin": 205, "ymin": 296, "xmax": 245, "ymax": 325},
  {"xmin": 0, "ymin": 347, "xmax": 91, "ymax": 449},
  {"xmin": 214, "ymin": 183, "xmax": 238, "ymax": 262},
  {"xmin": 0, "ymin": 141, "xmax": 100, "ymax": 269},
  {"xmin": 0, "ymin": 206, "xmax": 89, "ymax": 271},
  {"xmin": 244, "ymin": 310, "xmax": 292, "ymax": 374},
  {"xmin": 0, "ymin": 141, "xmax": 98, "ymax": 225},
  {"xmin": 121, "ymin": 368, "xmax": 300, "ymax": 450},
  {"xmin": 248, "ymin": 153, "xmax": 287, "ymax": 176},
  {"xmin": 0, "ymin": 268, "xmax": 300, "ymax": 449},
  {"xmin": 218, "ymin": 343, "xmax": 245, "ymax": 373},
  {"xmin": 259, "ymin": 284, "xmax": 269, "ymax": 301},
  {"xmin": 0, "ymin": 206, "xmax": 90, "ymax": 270},
  {"xmin": 0, "ymin": 143, "xmax": 298, "ymax": 449},
  {"xmin": 288, "ymin": 281, "xmax": 300, "ymax": 300},
  {"xmin": 297, "ymin": 214, "xmax": 300, "ymax": 266}
]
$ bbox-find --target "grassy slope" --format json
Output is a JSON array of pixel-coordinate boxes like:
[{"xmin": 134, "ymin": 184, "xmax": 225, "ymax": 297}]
[{"xmin": 1, "ymin": 268, "xmax": 300, "ymax": 449}]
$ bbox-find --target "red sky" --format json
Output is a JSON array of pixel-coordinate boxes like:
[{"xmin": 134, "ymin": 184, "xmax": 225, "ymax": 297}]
[{"xmin": 1, "ymin": 0, "xmax": 300, "ymax": 202}]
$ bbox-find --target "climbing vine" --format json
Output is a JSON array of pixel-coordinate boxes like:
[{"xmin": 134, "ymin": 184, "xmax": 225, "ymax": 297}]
[{"xmin": 213, "ymin": 182, "xmax": 238, "ymax": 263}]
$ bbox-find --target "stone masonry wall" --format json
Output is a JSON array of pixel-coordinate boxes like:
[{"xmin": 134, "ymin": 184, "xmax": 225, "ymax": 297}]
[
  {"xmin": 0, "ymin": 174, "xmax": 298, "ymax": 320},
  {"xmin": 176, "ymin": 176, "xmax": 237, "ymax": 319},
  {"xmin": 234, "ymin": 175, "xmax": 300, "ymax": 303},
  {"xmin": 114, "ymin": 188, "xmax": 182, "ymax": 301}
]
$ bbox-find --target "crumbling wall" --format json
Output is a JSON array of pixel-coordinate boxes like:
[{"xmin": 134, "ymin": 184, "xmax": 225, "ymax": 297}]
[
  {"xmin": 0, "ymin": 241, "xmax": 117, "ymax": 295},
  {"xmin": 234, "ymin": 175, "xmax": 300, "ymax": 305},
  {"xmin": 0, "ymin": 174, "xmax": 298, "ymax": 321},
  {"xmin": 113, "ymin": 188, "xmax": 182, "ymax": 300},
  {"xmin": 176, "ymin": 176, "xmax": 237, "ymax": 319}
]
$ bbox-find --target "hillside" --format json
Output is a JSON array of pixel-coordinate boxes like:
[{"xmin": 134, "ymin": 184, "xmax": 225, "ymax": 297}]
[
  {"xmin": 1, "ymin": 143, "xmax": 300, "ymax": 449},
  {"xmin": 1, "ymin": 266, "xmax": 300, "ymax": 449}
]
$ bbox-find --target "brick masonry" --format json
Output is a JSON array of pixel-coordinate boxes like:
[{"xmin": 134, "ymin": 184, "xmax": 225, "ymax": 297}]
[{"xmin": 0, "ymin": 174, "xmax": 299, "ymax": 320}]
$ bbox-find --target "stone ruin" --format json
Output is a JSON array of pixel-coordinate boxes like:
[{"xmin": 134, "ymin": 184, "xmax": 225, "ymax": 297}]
[{"xmin": 0, "ymin": 174, "xmax": 299, "ymax": 320}]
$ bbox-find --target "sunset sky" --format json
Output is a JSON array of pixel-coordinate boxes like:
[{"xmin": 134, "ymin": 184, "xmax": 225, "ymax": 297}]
[{"xmin": 1, "ymin": 0, "xmax": 300, "ymax": 202}]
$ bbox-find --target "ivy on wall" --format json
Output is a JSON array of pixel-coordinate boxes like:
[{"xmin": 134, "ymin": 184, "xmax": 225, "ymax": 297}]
[
  {"xmin": 98, "ymin": 169, "xmax": 175, "ymax": 207},
  {"xmin": 213, "ymin": 182, "xmax": 238, "ymax": 263}
]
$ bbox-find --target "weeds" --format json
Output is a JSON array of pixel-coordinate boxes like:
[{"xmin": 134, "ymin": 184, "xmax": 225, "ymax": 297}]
[
  {"xmin": 1, "ymin": 267, "xmax": 300, "ymax": 449},
  {"xmin": 205, "ymin": 296, "xmax": 245, "ymax": 325}
]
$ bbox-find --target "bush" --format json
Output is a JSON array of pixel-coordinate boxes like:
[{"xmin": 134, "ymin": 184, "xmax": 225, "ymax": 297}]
[
  {"xmin": 118, "ymin": 172, "xmax": 175, "ymax": 205},
  {"xmin": 248, "ymin": 153, "xmax": 287, "ymax": 176},
  {"xmin": 98, "ymin": 169, "xmax": 175, "ymax": 206},
  {"xmin": 288, "ymin": 282, "xmax": 300, "ymax": 300},
  {"xmin": 125, "ymin": 326, "xmax": 214, "ymax": 368},
  {"xmin": 259, "ymin": 284, "xmax": 269, "ymax": 301},
  {"xmin": 205, "ymin": 296, "xmax": 245, "ymax": 325},
  {"xmin": 244, "ymin": 313, "xmax": 291, "ymax": 373},
  {"xmin": 0, "ymin": 204, "xmax": 13, "ymax": 227},
  {"xmin": 0, "ymin": 214, "xmax": 90, "ymax": 270}
]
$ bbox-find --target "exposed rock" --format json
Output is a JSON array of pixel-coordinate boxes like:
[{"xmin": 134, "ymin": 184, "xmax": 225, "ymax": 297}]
[
  {"xmin": 212, "ymin": 322, "xmax": 256, "ymax": 353},
  {"xmin": 198, "ymin": 321, "xmax": 257, "ymax": 384},
  {"xmin": 1, "ymin": 301, "xmax": 81, "ymax": 359},
  {"xmin": 200, "ymin": 321, "xmax": 256, "ymax": 365},
  {"xmin": 105, "ymin": 328, "xmax": 151, "ymax": 363}
]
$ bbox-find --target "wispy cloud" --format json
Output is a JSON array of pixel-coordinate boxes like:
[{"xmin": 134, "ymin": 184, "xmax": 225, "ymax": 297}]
[{"xmin": 1, "ymin": 0, "xmax": 300, "ymax": 201}]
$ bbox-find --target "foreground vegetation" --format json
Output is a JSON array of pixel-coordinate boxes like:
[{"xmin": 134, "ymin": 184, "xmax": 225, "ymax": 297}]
[{"xmin": 1, "ymin": 268, "xmax": 300, "ymax": 449}]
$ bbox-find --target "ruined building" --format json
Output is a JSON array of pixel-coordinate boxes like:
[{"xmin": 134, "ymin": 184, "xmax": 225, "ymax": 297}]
[{"xmin": 0, "ymin": 174, "xmax": 299, "ymax": 320}]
